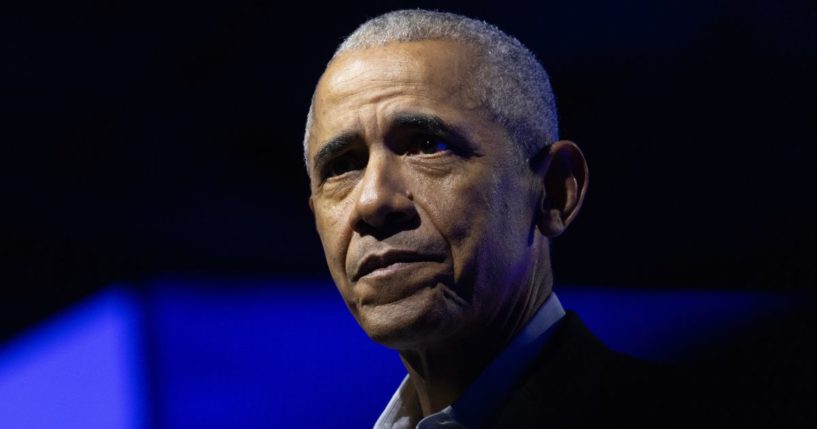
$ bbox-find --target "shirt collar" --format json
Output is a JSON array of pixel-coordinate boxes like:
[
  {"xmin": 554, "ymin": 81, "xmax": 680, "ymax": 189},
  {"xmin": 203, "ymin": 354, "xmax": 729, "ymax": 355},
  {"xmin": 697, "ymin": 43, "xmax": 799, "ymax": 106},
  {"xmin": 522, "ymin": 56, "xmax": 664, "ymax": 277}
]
[{"xmin": 374, "ymin": 292, "xmax": 566, "ymax": 429}]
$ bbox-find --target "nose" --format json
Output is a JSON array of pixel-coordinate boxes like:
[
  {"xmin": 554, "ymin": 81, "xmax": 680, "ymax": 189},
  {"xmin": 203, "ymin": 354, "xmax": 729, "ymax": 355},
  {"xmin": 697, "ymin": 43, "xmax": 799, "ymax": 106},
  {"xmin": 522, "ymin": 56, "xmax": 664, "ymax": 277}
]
[{"xmin": 352, "ymin": 153, "xmax": 418, "ymax": 235}]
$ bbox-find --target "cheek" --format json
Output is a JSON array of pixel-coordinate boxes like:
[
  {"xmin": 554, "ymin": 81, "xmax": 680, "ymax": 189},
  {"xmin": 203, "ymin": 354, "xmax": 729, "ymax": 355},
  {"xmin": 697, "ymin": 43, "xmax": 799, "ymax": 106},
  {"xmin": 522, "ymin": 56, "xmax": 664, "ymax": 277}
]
[
  {"xmin": 425, "ymin": 169, "xmax": 501, "ymax": 284},
  {"xmin": 314, "ymin": 201, "xmax": 354, "ymax": 283},
  {"xmin": 429, "ymin": 167, "xmax": 497, "ymax": 238},
  {"xmin": 430, "ymin": 164, "xmax": 533, "ymax": 307}
]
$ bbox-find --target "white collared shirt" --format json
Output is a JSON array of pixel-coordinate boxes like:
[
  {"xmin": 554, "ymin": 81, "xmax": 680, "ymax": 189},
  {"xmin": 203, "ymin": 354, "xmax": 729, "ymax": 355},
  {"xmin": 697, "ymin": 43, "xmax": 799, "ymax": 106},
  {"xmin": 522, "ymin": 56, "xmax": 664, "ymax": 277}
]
[{"xmin": 374, "ymin": 293, "xmax": 566, "ymax": 429}]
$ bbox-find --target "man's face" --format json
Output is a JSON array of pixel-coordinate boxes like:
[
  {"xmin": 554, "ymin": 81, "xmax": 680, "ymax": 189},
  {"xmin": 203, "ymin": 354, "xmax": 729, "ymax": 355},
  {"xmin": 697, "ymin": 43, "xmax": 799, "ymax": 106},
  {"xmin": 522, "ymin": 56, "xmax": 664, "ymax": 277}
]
[{"xmin": 307, "ymin": 40, "xmax": 543, "ymax": 350}]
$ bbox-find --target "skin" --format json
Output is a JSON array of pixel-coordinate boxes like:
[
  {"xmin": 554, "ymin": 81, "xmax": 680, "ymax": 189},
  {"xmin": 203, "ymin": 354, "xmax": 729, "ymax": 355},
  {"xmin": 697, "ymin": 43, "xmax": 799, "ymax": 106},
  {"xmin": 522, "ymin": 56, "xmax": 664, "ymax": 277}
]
[{"xmin": 307, "ymin": 40, "xmax": 588, "ymax": 417}]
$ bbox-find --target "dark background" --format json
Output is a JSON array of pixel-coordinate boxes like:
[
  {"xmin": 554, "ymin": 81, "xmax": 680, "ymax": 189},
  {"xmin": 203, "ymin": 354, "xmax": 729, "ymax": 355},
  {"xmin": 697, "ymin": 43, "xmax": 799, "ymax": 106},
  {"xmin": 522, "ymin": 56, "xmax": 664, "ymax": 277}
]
[{"xmin": 2, "ymin": 0, "xmax": 815, "ymax": 342}]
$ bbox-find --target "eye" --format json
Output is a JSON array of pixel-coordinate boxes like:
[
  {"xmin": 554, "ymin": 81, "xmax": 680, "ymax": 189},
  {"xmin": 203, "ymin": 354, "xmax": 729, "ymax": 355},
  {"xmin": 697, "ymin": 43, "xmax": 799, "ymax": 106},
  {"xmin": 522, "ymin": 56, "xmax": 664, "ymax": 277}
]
[
  {"xmin": 326, "ymin": 157, "xmax": 357, "ymax": 178},
  {"xmin": 325, "ymin": 153, "xmax": 365, "ymax": 179},
  {"xmin": 407, "ymin": 135, "xmax": 450, "ymax": 155}
]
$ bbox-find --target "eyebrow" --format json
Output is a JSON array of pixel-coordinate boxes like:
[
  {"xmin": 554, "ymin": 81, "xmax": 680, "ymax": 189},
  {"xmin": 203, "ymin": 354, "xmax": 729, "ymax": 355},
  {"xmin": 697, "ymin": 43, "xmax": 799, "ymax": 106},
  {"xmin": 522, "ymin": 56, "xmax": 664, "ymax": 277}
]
[
  {"xmin": 311, "ymin": 113, "xmax": 472, "ymax": 177},
  {"xmin": 390, "ymin": 113, "xmax": 470, "ymax": 145},
  {"xmin": 312, "ymin": 131, "xmax": 358, "ymax": 177}
]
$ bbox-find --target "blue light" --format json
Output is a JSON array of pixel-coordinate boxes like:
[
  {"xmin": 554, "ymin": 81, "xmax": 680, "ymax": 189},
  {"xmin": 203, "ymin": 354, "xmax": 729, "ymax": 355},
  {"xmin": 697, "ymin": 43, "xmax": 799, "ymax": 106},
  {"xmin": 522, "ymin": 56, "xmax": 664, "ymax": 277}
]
[
  {"xmin": 0, "ymin": 279, "xmax": 802, "ymax": 428},
  {"xmin": 556, "ymin": 286, "xmax": 798, "ymax": 361},
  {"xmin": 145, "ymin": 278, "xmax": 404, "ymax": 429},
  {"xmin": 0, "ymin": 287, "xmax": 147, "ymax": 429}
]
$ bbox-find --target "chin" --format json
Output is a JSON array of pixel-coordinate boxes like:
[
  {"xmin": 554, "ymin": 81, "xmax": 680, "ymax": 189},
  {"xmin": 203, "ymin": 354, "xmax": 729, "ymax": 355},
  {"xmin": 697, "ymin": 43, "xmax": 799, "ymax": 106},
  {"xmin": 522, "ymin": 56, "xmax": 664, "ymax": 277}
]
[{"xmin": 357, "ymin": 285, "xmax": 468, "ymax": 350}]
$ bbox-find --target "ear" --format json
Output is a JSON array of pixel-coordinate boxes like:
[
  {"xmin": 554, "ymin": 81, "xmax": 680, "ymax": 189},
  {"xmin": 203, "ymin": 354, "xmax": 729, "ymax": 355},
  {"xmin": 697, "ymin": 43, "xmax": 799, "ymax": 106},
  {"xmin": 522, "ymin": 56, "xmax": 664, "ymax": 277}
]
[{"xmin": 531, "ymin": 140, "xmax": 589, "ymax": 238}]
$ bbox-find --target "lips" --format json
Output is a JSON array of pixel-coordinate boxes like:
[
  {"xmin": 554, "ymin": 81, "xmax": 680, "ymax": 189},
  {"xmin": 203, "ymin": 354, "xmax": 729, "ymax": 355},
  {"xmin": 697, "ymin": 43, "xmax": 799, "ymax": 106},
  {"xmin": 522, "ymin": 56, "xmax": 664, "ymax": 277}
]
[{"xmin": 351, "ymin": 249, "xmax": 444, "ymax": 281}]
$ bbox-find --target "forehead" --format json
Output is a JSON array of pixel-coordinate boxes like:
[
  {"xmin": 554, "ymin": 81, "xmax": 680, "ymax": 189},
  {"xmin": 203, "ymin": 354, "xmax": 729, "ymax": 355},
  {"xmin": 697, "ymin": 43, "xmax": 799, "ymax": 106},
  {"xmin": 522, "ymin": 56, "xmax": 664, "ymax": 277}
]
[
  {"xmin": 318, "ymin": 40, "xmax": 477, "ymax": 103},
  {"xmin": 308, "ymin": 40, "xmax": 485, "ymax": 157}
]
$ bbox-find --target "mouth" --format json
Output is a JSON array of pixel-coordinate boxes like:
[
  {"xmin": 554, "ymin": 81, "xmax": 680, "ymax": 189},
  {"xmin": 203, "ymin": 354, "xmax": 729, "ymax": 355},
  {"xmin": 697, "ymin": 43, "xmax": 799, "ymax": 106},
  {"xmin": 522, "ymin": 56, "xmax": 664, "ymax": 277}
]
[{"xmin": 351, "ymin": 249, "xmax": 444, "ymax": 282}]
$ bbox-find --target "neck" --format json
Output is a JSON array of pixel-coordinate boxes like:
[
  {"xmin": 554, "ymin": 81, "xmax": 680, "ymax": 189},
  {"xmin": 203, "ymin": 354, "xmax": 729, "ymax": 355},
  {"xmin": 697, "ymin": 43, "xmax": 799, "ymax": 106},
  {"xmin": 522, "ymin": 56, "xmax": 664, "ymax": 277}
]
[
  {"xmin": 399, "ymin": 252, "xmax": 553, "ymax": 417},
  {"xmin": 398, "ymin": 331, "xmax": 500, "ymax": 415}
]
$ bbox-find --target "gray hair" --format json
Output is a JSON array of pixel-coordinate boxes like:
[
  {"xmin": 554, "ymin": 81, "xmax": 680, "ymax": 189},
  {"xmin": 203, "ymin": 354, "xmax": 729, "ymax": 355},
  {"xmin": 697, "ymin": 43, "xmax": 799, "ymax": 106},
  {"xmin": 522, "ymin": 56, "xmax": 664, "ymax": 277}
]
[{"xmin": 303, "ymin": 9, "xmax": 559, "ymax": 168}]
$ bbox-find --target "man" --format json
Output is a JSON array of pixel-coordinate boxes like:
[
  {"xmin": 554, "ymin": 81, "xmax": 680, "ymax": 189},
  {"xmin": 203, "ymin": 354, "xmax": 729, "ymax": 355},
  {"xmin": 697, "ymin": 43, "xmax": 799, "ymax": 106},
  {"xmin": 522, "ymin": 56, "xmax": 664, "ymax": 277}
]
[{"xmin": 303, "ymin": 9, "xmax": 672, "ymax": 429}]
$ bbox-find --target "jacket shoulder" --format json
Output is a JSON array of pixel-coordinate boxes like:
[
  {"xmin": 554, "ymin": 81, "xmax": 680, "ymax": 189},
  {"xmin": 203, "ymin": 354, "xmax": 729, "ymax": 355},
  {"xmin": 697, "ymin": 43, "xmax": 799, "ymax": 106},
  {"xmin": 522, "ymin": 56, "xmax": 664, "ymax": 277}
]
[{"xmin": 493, "ymin": 311, "xmax": 677, "ymax": 429}]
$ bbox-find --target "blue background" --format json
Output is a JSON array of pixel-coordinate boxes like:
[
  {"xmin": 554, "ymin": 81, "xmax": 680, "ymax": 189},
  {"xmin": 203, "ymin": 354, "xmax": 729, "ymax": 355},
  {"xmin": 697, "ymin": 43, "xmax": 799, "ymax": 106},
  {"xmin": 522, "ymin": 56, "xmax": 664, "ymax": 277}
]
[{"xmin": 0, "ymin": 279, "xmax": 801, "ymax": 428}]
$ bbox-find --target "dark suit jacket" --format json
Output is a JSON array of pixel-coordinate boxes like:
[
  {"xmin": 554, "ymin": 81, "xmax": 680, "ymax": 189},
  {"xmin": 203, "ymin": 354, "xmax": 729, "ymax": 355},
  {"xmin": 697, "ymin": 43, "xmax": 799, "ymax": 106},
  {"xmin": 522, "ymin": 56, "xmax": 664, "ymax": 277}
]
[
  {"xmin": 490, "ymin": 311, "xmax": 685, "ymax": 429},
  {"xmin": 488, "ymin": 309, "xmax": 817, "ymax": 429}
]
